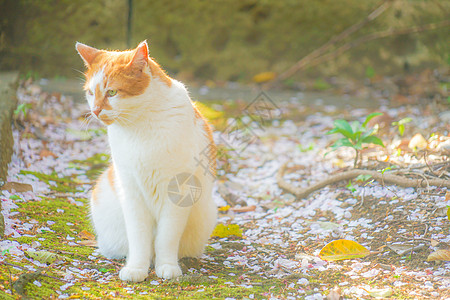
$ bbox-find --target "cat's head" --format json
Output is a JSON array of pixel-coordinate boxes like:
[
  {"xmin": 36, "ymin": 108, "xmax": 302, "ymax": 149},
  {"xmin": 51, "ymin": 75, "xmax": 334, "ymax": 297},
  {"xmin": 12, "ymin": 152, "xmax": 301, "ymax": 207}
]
[{"xmin": 75, "ymin": 41, "xmax": 171, "ymax": 125}]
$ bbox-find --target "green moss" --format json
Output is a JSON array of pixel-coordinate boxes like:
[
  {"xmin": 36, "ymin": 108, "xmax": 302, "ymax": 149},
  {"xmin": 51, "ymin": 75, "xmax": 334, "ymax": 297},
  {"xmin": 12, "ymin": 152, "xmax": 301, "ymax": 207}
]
[
  {"xmin": 19, "ymin": 170, "xmax": 80, "ymax": 193},
  {"xmin": 70, "ymin": 153, "xmax": 110, "ymax": 180}
]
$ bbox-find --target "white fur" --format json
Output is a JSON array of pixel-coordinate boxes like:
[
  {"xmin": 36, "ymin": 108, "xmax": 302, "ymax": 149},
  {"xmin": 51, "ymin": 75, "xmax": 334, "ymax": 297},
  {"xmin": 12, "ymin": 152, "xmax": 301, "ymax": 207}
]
[{"xmin": 89, "ymin": 68, "xmax": 217, "ymax": 282}]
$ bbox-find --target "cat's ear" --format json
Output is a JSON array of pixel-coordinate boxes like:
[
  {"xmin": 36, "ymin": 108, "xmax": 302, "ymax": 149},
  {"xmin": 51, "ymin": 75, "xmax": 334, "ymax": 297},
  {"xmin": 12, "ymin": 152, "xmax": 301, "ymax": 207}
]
[
  {"xmin": 128, "ymin": 40, "xmax": 149, "ymax": 71},
  {"xmin": 75, "ymin": 42, "xmax": 100, "ymax": 67}
]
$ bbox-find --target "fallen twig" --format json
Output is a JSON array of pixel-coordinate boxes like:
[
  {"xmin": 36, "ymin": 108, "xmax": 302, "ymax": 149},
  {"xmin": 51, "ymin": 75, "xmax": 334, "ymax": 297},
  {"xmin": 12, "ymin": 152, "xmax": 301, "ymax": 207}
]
[{"xmin": 277, "ymin": 162, "xmax": 450, "ymax": 200}]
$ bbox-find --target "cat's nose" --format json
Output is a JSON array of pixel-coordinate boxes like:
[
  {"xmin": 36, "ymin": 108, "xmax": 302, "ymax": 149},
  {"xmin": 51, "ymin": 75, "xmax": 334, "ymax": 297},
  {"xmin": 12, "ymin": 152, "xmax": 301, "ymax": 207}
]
[{"xmin": 93, "ymin": 108, "xmax": 102, "ymax": 117}]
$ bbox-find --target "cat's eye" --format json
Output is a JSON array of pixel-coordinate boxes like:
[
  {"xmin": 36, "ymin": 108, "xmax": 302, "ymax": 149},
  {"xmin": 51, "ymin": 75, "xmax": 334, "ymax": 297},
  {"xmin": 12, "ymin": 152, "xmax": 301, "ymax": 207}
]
[
  {"xmin": 87, "ymin": 90, "xmax": 93, "ymax": 96},
  {"xmin": 107, "ymin": 90, "xmax": 117, "ymax": 97}
]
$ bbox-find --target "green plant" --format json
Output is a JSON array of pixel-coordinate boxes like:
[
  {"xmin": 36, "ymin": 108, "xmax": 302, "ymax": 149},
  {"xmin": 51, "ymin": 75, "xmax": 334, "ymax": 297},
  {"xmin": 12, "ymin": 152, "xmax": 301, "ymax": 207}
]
[
  {"xmin": 365, "ymin": 66, "xmax": 375, "ymax": 79},
  {"xmin": 326, "ymin": 113, "xmax": 385, "ymax": 167},
  {"xmin": 14, "ymin": 103, "xmax": 33, "ymax": 118},
  {"xmin": 392, "ymin": 117, "xmax": 412, "ymax": 136},
  {"xmin": 346, "ymin": 180, "xmax": 357, "ymax": 193}
]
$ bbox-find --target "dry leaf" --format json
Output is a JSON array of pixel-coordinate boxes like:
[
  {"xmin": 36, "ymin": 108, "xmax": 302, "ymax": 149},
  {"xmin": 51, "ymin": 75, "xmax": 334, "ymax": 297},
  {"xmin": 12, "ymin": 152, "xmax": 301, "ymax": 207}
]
[
  {"xmin": 78, "ymin": 230, "xmax": 95, "ymax": 240},
  {"xmin": 427, "ymin": 249, "xmax": 450, "ymax": 262},
  {"xmin": 230, "ymin": 205, "xmax": 256, "ymax": 213},
  {"xmin": 39, "ymin": 148, "xmax": 58, "ymax": 158},
  {"xmin": 446, "ymin": 191, "xmax": 450, "ymax": 202},
  {"xmin": 327, "ymin": 286, "xmax": 342, "ymax": 300},
  {"xmin": 388, "ymin": 243, "xmax": 425, "ymax": 255},
  {"xmin": 408, "ymin": 133, "xmax": 427, "ymax": 150},
  {"xmin": 319, "ymin": 239, "xmax": 370, "ymax": 261},
  {"xmin": 1, "ymin": 182, "xmax": 33, "ymax": 193},
  {"xmin": 77, "ymin": 240, "xmax": 98, "ymax": 247},
  {"xmin": 367, "ymin": 287, "xmax": 393, "ymax": 298}
]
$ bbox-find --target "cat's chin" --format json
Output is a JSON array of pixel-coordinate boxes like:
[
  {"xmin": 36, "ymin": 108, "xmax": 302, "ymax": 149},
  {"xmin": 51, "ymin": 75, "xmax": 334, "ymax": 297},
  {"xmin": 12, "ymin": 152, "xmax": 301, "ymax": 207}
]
[{"xmin": 99, "ymin": 117, "xmax": 114, "ymax": 126}]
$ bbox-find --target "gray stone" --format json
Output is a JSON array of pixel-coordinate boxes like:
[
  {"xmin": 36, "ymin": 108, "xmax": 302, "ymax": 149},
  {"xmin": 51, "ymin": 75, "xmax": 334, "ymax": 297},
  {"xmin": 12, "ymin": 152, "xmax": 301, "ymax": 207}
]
[{"xmin": 0, "ymin": 71, "xmax": 19, "ymax": 238}]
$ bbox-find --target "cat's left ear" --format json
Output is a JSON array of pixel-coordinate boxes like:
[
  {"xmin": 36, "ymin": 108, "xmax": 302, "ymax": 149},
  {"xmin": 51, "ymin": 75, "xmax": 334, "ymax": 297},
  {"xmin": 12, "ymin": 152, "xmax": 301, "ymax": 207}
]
[
  {"xmin": 76, "ymin": 42, "xmax": 100, "ymax": 67},
  {"xmin": 128, "ymin": 40, "xmax": 149, "ymax": 70}
]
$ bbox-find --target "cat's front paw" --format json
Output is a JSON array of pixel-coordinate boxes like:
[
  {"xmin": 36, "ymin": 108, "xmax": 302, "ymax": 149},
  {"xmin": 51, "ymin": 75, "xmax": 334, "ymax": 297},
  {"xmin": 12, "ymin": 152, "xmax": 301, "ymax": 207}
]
[
  {"xmin": 119, "ymin": 266, "xmax": 148, "ymax": 282},
  {"xmin": 155, "ymin": 263, "xmax": 182, "ymax": 279}
]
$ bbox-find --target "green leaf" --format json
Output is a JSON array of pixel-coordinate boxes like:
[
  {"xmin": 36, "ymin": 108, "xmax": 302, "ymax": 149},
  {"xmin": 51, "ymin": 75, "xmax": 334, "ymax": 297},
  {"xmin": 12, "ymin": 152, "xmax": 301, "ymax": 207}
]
[
  {"xmin": 346, "ymin": 180, "xmax": 356, "ymax": 193},
  {"xmin": 399, "ymin": 124, "xmax": 405, "ymax": 136},
  {"xmin": 330, "ymin": 138, "xmax": 354, "ymax": 150},
  {"xmin": 350, "ymin": 121, "xmax": 361, "ymax": 136},
  {"xmin": 362, "ymin": 135, "xmax": 385, "ymax": 147},
  {"xmin": 362, "ymin": 112, "xmax": 383, "ymax": 128},
  {"xmin": 353, "ymin": 140, "xmax": 363, "ymax": 150},
  {"xmin": 365, "ymin": 66, "xmax": 375, "ymax": 79},
  {"xmin": 333, "ymin": 119, "xmax": 354, "ymax": 135},
  {"xmin": 379, "ymin": 166, "xmax": 392, "ymax": 174},
  {"xmin": 9, "ymin": 195, "xmax": 21, "ymax": 200},
  {"xmin": 360, "ymin": 127, "xmax": 374, "ymax": 140},
  {"xmin": 14, "ymin": 103, "xmax": 33, "ymax": 118},
  {"xmin": 26, "ymin": 250, "xmax": 61, "ymax": 264},
  {"xmin": 327, "ymin": 127, "xmax": 353, "ymax": 140},
  {"xmin": 355, "ymin": 174, "xmax": 372, "ymax": 182},
  {"xmin": 99, "ymin": 268, "xmax": 114, "ymax": 273},
  {"xmin": 398, "ymin": 117, "xmax": 413, "ymax": 125}
]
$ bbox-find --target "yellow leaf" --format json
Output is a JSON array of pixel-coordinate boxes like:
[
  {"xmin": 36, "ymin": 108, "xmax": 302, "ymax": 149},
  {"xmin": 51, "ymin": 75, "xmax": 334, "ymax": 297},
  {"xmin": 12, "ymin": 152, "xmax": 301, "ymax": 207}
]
[
  {"xmin": 194, "ymin": 102, "xmax": 224, "ymax": 120},
  {"xmin": 427, "ymin": 249, "xmax": 450, "ymax": 262},
  {"xmin": 332, "ymin": 158, "xmax": 345, "ymax": 168},
  {"xmin": 211, "ymin": 224, "xmax": 242, "ymax": 238},
  {"xmin": 218, "ymin": 205, "xmax": 230, "ymax": 212},
  {"xmin": 252, "ymin": 72, "xmax": 276, "ymax": 83},
  {"xmin": 319, "ymin": 239, "xmax": 370, "ymax": 261},
  {"xmin": 447, "ymin": 206, "xmax": 450, "ymax": 222}
]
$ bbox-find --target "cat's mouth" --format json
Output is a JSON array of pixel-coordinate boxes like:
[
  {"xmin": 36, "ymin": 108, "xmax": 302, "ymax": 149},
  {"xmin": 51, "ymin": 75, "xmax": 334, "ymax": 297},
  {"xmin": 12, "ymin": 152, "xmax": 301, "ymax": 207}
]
[{"xmin": 98, "ymin": 115, "xmax": 114, "ymax": 125}]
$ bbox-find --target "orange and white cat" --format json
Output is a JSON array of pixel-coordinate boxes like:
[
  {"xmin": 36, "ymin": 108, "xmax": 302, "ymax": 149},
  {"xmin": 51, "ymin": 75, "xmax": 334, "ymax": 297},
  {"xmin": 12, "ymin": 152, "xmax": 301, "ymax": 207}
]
[{"xmin": 75, "ymin": 41, "xmax": 217, "ymax": 282}]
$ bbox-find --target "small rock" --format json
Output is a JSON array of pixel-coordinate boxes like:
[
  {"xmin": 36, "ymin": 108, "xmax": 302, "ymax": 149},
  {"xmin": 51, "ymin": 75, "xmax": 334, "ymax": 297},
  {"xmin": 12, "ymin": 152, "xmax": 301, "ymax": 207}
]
[{"xmin": 437, "ymin": 139, "xmax": 450, "ymax": 155}]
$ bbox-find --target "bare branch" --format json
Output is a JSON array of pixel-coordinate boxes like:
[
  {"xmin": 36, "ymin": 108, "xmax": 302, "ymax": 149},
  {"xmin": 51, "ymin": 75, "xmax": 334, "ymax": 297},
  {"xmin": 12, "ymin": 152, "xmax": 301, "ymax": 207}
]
[{"xmin": 277, "ymin": 162, "xmax": 450, "ymax": 200}]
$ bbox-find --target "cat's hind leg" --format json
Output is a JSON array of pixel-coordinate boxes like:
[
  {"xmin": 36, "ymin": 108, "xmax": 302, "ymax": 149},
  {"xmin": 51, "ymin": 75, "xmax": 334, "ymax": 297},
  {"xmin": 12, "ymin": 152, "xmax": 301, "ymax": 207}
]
[
  {"xmin": 90, "ymin": 165, "xmax": 128, "ymax": 259},
  {"xmin": 179, "ymin": 178, "xmax": 217, "ymax": 259}
]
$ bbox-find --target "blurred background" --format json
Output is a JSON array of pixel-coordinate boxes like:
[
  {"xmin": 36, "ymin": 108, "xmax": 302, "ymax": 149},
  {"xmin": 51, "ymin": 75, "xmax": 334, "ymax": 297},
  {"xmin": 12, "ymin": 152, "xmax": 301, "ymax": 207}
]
[{"xmin": 0, "ymin": 0, "xmax": 448, "ymax": 91}]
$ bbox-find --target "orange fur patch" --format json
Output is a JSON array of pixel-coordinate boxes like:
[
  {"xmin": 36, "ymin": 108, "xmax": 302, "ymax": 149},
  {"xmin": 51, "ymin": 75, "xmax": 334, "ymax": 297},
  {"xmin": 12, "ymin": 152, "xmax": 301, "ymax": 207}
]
[
  {"xmin": 91, "ymin": 184, "xmax": 100, "ymax": 205},
  {"xmin": 82, "ymin": 44, "xmax": 172, "ymax": 99},
  {"xmin": 148, "ymin": 58, "xmax": 172, "ymax": 87},
  {"xmin": 107, "ymin": 165, "xmax": 115, "ymax": 192},
  {"xmin": 94, "ymin": 85, "xmax": 113, "ymax": 110},
  {"xmin": 193, "ymin": 105, "xmax": 217, "ymax": 175}
]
